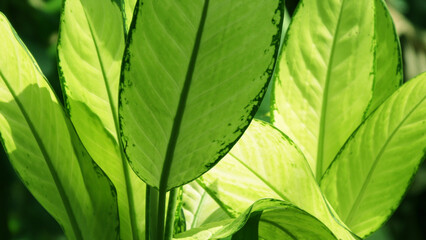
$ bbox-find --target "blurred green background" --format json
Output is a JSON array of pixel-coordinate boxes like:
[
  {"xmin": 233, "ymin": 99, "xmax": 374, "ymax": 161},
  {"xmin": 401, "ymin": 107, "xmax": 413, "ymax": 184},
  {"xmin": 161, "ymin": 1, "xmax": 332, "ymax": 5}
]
[{"xmin": 0, "ymin": 0, "xmax": 425, "ymax": 239}]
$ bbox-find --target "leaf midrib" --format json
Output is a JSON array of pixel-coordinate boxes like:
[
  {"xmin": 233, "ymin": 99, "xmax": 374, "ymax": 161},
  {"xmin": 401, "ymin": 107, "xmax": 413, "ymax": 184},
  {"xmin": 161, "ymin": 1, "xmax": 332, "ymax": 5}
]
[
  {"xmin": 316, "ymin": 0, "xmax": 346, "ymax": 181},
  {"xmin": 159, "ymin": 0, "xmax": 210, "ymax": 191},
  {"xmin": 191, "ymin": 190, "xmax": 207, "ymax": 229},
  {"xmin": 80, "ymin": 7, "xmax": 139, "ymax": 240},
  {"xmin": 0, "ymin": 70, "xmax": 83, "ymax": 240},
  {"xmin": 344, "ymin": 95, "xmax": 426, "ymax": 225}
]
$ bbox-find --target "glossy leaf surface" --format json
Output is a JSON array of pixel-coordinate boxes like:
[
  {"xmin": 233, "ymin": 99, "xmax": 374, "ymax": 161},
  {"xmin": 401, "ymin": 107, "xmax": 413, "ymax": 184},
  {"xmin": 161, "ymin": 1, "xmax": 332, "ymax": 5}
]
[
  {"xmin": 0, "ymin": 13, "xmax": 119, "ymax": 240},
  {"xmin": 272, "ymin": 0, "xmax": 401, "ymax": 179},
  {"xmin": 119, "ymin": 0, "xmax": 283, "ymax": 190},
  {"xmin": 57, "ymin": 0, "xmax": 145, "ymax": 239},
  {"xmin": 199, "ymin": 120, "xmax": 355, "ymax": 239},
  {"xmin": 175, "ymin": 199, "xmax": 337, "ymax": 240},
  {"xmin": 321, "ymin": 73, "xmax": 426, "ymax": 237}
]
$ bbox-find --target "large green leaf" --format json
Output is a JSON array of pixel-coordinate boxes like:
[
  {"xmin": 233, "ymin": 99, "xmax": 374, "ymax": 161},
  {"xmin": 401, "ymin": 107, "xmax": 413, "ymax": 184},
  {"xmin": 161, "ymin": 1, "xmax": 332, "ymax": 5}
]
[
  {"xmin": 272, "ymin": 0, "xmax": 401, "ymax": 180},
  {"xmin": 175, "ymin": 199, "xmax": 337, "ymax": 240},
  {"xmin": 119, "ymin": 0, "xmax": 284, "ymax": 190},
  {"xmin": 57, "ymin": 0, "xmax": 145, "ymax": 239},
  {"xmin": 198, "ymin": 120, "xmax": 356, "ymax": 239},
  {"xmin": 320, "ymin": 73, "xmax": 426, "ymax": 237},
  {"xmin": 0, "ymin": 13, "xmax": 119, "ymax": 240}
]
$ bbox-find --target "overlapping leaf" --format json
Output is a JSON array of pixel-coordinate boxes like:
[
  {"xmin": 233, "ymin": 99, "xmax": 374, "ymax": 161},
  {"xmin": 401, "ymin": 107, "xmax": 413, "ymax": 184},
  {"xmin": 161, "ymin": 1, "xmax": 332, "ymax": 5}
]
[
  {"xmin": 175, "ymin": 199, "xmax": 337, "ymax": 240},
  {"xmin": 0, "ymin": 13, "xmax": 119, "ymax": 240},
  {"xmin": 57, "ymin": 0, "xmax": 145, "ymax": 239},
  {"xmin": 198, "ymin": 120, "xmax": 356, "ymax": 239},
  {"xmin": 272, "ymin": 0, "xmax": 402, "ymax": 180},
  {"xmin": 321, "ymin": 73, "xmax": 426, "ymax": 238},
  {"xmin": 119, "ymin": 0, "xmax": 284, "ymax": 190}
]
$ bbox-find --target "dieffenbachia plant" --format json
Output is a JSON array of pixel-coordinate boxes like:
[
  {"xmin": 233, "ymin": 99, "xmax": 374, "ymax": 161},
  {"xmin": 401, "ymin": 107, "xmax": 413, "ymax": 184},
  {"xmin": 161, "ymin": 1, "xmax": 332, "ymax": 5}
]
[{"xmin": 0, "ymin": 0, "xmax": 424, "ymax": 240}]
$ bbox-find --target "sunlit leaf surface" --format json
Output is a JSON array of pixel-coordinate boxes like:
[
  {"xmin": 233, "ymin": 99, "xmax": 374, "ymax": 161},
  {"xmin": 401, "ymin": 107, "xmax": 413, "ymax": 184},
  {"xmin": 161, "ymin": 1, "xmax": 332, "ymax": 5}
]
[
  {"xmin": 272, "ymin": 0, "xmax": 401, "ymax": 180},
  {"xmin": 57, "ymin": 0, "xmax": 145, "ymax": 238},
  {"xmin": 199, "ymin": 120, "xmax": 356, "ymax": 239},
  {"xmin": 119, "ymin": 0, "xmax": 283, "ymax": 190},
  {"xmin": 321, "ymin": 72, "xmax": 426, "ymax": 238},
  {"xmin": 0, "ymin": 13, "xmax": 119, "ymax": 240}
]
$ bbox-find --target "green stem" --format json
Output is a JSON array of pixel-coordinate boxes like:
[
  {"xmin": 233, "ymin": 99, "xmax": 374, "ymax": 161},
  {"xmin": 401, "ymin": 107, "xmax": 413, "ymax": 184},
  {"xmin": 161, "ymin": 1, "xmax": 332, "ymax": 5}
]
[
  {"xmin": 145, "ymin": 186, "xmax": 151, "ymax": 240},
  {"xmin": 156, "ymin": 188, "xmax": 167, "ymax": 240},
  {"xmin": 146, "ymin": 186, "xmax": 159, "ymax": 240},
  {"xmin": 165, "ymin": 188, "xmax": 178, "ymax": 240}
]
